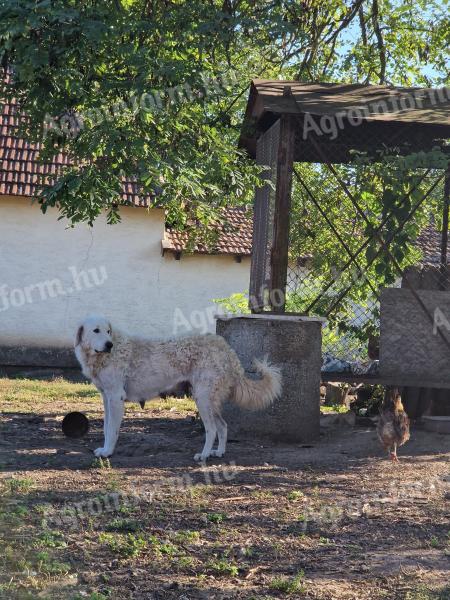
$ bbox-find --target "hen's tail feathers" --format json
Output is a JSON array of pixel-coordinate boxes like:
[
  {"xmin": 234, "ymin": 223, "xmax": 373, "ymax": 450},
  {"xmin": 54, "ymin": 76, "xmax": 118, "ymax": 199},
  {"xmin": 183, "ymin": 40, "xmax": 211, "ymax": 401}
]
[
  {"xmin": 232, "ymin": 357, "xmax": 282, "ymax": 411},
  {"xmin": 394, "ymin": 414, "xmax": 410, "ymax": 444}
]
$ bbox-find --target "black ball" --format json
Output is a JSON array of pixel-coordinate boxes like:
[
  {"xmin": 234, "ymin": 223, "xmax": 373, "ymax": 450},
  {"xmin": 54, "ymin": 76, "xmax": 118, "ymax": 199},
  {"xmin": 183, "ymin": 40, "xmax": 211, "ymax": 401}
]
[{"xmin": 62, "ymin": 412, "xmax": 90, "ymax": 438}]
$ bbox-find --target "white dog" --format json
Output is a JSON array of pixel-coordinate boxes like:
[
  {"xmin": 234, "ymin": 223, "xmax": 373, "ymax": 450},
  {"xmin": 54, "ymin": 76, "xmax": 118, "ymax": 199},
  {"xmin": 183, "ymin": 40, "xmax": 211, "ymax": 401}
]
[{"xmin": 75, "ymin": 315, "xmax": 282, "ymax": 461}]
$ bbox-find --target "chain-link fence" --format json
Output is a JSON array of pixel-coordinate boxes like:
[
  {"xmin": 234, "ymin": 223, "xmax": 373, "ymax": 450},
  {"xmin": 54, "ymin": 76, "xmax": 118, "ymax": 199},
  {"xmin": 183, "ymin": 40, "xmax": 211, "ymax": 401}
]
[
  {"xmin": 286, "ymin": 169, "xmax": 450, "ymax": 373},
  {"xmin": 287, "ymin": 259, "xmax": 450, "ymax": 367},
  {"xmin": 285, "ymin": 164, "xmax": 448, "ymax": 372}
]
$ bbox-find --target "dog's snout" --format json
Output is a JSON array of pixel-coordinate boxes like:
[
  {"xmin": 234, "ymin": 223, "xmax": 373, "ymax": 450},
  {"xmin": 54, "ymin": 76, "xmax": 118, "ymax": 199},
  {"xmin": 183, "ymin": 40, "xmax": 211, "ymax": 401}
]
[{"xmin": 105, "ymin": 341, "xmax": 113, "ymax": 352}]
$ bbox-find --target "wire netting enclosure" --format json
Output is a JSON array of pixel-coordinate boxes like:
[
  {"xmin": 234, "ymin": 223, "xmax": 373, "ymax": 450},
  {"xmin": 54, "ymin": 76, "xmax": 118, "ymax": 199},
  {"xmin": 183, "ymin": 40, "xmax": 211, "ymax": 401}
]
[
  {"xmin": 287, "ymin": 165, "xmax": 450, "ymax": 366},
  {"xmin": 242, "ymin": 80, "xmax": 450, "ymax": 382}
]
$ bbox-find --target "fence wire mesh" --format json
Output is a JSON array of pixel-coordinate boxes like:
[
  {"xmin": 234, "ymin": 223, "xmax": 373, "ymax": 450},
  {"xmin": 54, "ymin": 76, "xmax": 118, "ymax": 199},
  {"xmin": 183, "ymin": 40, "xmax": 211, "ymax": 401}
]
[{"xmin": 285, "ymin": 164, "xmax": 447, "ymax": 372}]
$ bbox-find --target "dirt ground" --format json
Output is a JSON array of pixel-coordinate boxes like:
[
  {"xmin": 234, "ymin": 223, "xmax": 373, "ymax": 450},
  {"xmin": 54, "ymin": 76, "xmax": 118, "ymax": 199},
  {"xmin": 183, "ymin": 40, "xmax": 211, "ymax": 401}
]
[{"xmin": 0, "ymin": 377, "xmax": 449, "ymax": 600}]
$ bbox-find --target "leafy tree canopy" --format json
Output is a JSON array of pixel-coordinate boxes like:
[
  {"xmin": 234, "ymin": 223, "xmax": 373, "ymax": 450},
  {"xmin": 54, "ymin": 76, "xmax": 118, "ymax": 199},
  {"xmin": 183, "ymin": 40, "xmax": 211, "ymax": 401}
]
[{"xmin": 1, "ymin": 0, "xmax": 448, "ymax": 226}]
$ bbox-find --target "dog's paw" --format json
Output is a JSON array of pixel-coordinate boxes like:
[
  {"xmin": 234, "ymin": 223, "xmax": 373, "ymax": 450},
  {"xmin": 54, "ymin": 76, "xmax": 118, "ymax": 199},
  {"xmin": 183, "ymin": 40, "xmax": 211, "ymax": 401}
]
[
  {"xmin": 94, "ymin": 447, "xmax": 112, "ymax": 458},
  {"xmin": 210, "ymin": 450, "xmax": 224, "ymax": 458},
  {"xmin": 194, "ymin": 453, "xmax": 209, "ymax": 462}
]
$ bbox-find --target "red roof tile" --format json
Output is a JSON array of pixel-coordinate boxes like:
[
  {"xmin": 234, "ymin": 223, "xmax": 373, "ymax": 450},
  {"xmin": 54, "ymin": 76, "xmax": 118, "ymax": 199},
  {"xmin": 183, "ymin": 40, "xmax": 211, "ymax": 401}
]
[
  {"xmin": 164, "ymin": 207, "xmax": 253, "ymax": 256},
  {"xmin": 0, "ymin": 95, "xmax": 151, "ymax": 205}
]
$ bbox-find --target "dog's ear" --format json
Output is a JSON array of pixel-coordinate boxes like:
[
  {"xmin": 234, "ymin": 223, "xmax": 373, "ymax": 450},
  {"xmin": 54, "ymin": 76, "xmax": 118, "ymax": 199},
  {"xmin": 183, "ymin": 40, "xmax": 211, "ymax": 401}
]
[{"xmin": 75, "ymin": 325, "xmax": 84, "ymax": 346}]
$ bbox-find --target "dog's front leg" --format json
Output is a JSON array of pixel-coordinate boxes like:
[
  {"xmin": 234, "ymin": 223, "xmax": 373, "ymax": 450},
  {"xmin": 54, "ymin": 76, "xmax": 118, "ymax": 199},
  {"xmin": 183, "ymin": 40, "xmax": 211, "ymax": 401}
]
[{"xmin": 94, "ymin": 390, "xmax": 125, "ymax": 458}]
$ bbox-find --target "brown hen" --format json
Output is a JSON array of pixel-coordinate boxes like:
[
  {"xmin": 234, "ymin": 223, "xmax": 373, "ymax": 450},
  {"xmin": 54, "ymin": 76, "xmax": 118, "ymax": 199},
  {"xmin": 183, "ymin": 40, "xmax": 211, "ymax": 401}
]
[{"xmin": 377, "ymin": 387, "xmax": 410, "ymax": 462}]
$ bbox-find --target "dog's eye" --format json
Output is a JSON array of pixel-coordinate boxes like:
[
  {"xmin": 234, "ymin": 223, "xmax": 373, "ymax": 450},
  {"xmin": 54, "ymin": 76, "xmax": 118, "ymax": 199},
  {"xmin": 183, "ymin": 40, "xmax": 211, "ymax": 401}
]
[
  {"xmin": 107, "ymin": 330, "xmax": 111, "ymax": 335},
  {"xmin": 93, "ymin": 328, "xmax": 100, "ymax": 333}
]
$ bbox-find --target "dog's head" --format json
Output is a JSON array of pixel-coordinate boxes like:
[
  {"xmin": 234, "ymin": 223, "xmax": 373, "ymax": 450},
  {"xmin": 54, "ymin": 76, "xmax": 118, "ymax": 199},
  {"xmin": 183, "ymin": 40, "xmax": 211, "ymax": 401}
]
[{"xmin": 75, "ymin": 315, "xmax": 114, "ymax": 355}]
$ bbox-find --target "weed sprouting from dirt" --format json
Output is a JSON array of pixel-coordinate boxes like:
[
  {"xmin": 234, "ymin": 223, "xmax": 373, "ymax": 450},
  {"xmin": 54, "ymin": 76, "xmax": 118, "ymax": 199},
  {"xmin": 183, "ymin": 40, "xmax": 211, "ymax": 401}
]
[
  {"xmin": 206, "ymin": 511, "xmax": 227, "ymax": 524},
  {"xmin": 269, "ymin": 570, "xmax": 306, "ymax": 595},
  {"xmin": 3, "ymin": 477, "xmax": 34, "ymax": 494},
  {"xmin": 99, "ymin": 532, "xmax": 147, "ymax": 558},
  {"xmin": 206, "ymin": 555, "xmax": 239, "ymax": 577}
]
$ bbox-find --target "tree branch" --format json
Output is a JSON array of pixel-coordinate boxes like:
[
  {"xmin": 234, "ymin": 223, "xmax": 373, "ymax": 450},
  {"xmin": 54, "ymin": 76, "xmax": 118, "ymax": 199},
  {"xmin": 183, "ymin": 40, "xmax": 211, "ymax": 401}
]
[{"xmin": 371, "ymin": 0, "xmax": 387, "ymax": 84}]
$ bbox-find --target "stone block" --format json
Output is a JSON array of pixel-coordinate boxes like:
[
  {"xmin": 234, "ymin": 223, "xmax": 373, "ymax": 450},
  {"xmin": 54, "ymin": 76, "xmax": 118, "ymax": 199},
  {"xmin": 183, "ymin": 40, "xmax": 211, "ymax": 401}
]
[{"xmin": 216, "ymin": 314, "xmax": 322, "ymax": 443}]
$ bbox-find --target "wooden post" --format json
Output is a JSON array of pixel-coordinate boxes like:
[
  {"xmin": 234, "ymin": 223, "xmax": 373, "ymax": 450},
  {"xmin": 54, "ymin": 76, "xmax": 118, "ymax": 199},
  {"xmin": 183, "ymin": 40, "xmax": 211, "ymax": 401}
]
[
  {"xmin": 440, "ymin": 165, "xmax": 450, "ymax": 290},
  {"xmin": 270, "ymin": 112, "xmax": 296, "ymax": 312}
]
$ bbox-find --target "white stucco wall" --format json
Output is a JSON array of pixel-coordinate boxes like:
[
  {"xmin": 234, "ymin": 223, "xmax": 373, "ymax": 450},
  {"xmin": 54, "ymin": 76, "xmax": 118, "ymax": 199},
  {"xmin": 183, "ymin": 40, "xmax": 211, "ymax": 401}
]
[{"xmin": 0, "ymin": 196, "xmax": 251, "ymax": 347}]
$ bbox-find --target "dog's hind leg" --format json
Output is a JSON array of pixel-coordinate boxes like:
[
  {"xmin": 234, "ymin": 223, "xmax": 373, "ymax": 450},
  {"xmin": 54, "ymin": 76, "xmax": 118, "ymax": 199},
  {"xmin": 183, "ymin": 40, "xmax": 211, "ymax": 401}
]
[
  {"xmin": 210, "ymin": 412, "xmax": 227, "ymax": 458},
  {"xmin": 193, "ymin": 390, "xmax": 217, "ymax": 462}
]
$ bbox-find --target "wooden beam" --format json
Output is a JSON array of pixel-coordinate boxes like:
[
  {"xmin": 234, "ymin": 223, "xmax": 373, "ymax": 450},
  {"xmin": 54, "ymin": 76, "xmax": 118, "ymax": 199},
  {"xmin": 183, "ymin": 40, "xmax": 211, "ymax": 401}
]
[
  {"xmin": 440, "ymin": 165, "xmax": 450, "ymax": 289},
  {"xmin": 270, "ymin": 113, "xmax": 296, "ymax": 312}
]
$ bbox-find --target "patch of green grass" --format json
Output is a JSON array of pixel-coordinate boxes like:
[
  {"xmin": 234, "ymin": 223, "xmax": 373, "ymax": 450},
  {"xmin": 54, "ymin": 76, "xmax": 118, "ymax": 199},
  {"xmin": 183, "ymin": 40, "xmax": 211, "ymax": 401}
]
[
  {"xmin": 3, "ymin": 477, "xmax": 34, "ymax": 494},
  {"xmin": 72, "ymin": 593, "xmax": 110, "ymax": 600},
  {"xmin": 35, "ymin": 551, "xmax": 71, "ymax": 575},
  {"xmin": 241, "ymin": 545, "xmax": 255, "ymax": 557},
  {"xmin": 147, "ymin": 396, "xmax": 196, "ymax": 412},
  {"xmin": 269, "ymin": 570, "xmax": 306, "ymax": 595},
  {"xmin": 319, "ymin": 537, "xmax": 333, "ymax": 545},
  {"xmin": 10, "ymin": 503, "xmax": 29, "ymax": 516},
  {"xmin": 206, "ymin": 512, "xmax": 227, "ymax": 524},
  {"xmin": 207, "ymin": 556, "xmax": 239, "ymax": 577},
  {"xmin": 320, "ymin": 404, "xmax": 348, "ymax": 414},
  {"xmin": 406, "ymin": 585, "xmax": 450, "ymax": 599},
  {"xmin": 103, "ymin": 470, "xmax": 122, "ymax": 491},
  {"xmin": 287, "ymin": 490, "xmax": 304, "ymax": 501},
  {"xmin": 0, "ymin": 502, "xmax": 30, "ymax": 527},
  {"xmin": 34, "ymin": 529, "xmax": 67, "ymax": 548},
  {"xmin": 0, "ymin": 377, "xmax": 100, "ymax": 413},
  {"xmin": 172, "ymin": 529, "xmax": 201, "ymax": 544},
  {"xmin": 105, "ymin": 518, "xmax": 141, "ymax": 533},
  {"xmin": 189, "ymin": 484, "xmax": 214, "ymax": 499},
  {"xmin": 177, "ymin": 555, "xmax": 196, "ymax": 569},
  {"xmin": 251, "ymin": 490, "xmax": 274, "ymax": 500},
  {"xmin": 429, "ymin": 536, "xmax": 441, "ymax": 548},
  {"xmin": 117, "ymin": 503, "xmax": 138, "ymax": 516},
  {"xmin": 148, "ymin": 535, "xmax": 179, "ymax": 557},
  {"xmin": 90, "ymin": 457, "xmax": 112, "ymax": 469},
  {"xmin": 99, "ymin": 532, "xmax": 147, "ymax": 558}
]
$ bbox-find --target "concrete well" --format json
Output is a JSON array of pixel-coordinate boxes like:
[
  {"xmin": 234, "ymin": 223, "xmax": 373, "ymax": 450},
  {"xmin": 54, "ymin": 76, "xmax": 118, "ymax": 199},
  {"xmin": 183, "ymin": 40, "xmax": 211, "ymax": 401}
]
[{"xmin": 216, "ymin": 314, "xmax": 322, "ymax": 443}]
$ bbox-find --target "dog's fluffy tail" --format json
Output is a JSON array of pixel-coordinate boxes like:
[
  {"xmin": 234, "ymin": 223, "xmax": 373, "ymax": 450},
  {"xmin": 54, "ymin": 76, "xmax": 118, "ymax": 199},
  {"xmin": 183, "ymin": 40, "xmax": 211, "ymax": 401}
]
[{"xmin": 232, "ymin": 357, "xmax": 282, "ymax": 410}]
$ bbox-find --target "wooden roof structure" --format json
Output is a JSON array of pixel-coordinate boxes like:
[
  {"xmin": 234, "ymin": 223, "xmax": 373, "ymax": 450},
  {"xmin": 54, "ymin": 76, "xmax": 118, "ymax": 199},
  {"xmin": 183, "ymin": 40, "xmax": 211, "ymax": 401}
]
[{"xmin": 240, "ymin": 79, "xmax": 450, "ymax": 162}]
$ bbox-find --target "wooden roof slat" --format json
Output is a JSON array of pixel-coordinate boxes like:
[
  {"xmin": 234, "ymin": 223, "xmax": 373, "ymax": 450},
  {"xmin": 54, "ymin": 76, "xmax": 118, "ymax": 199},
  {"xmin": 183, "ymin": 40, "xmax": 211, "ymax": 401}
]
[
  {"xmin": 240, "ymin": 79, "xmax": 450, "ymax": 161},
  {"xmin": 249, "ymin": 79, "xmax": 450, "ymax": 125}
]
